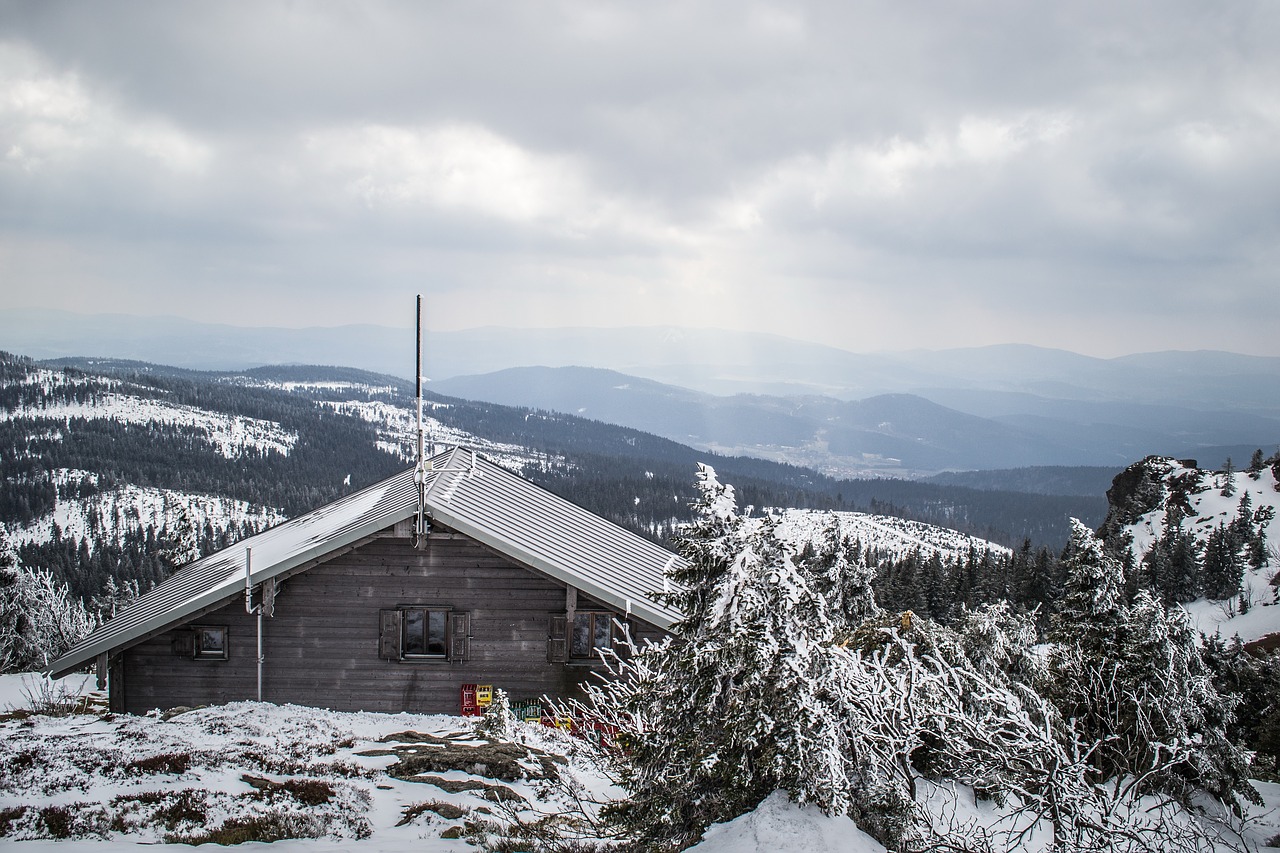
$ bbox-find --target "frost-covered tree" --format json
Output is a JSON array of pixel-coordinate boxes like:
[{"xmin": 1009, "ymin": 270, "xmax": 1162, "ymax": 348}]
[
  {"xmin": 476, "ymin": 688, "xmax": 516, "ymax": 742},
  {"xmin": 1047, "ymin": 523, "xmax": 1254, "ymax": 807},
  {"xmin": 0, "ymin": 539, "xmax": 93, "ymax": 674},
  {"xmin": 88, "ymin": 576, "xmax": 140, "ymax": 624},
  {"xmin": 1051, "ymin": 518, "xmax": 1126, "ymax": 656},
  {"xmin": 581, "ymin": 465, "xmax": 867, "ymax": 848},
  {"xmin": 1117, "ymin": 593, "xmax": 1254, "ymax": 807}
]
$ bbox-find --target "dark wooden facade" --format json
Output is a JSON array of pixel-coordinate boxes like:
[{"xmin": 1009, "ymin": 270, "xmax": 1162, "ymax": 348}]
[{"xmin": 114, "ymin": 525, "xmax": 664, "ymax": 715}]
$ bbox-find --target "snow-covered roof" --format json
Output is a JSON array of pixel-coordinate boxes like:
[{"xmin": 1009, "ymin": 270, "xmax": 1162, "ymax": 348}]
[{"xmin": 49, "ymin": 447, "xmax": 681, "ymax": 678}]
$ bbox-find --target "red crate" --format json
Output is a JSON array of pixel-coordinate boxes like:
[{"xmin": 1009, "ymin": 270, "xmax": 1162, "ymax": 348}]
[{"xmin": 460, "ymin": 683, "xmax": 481, "ymax": 717}]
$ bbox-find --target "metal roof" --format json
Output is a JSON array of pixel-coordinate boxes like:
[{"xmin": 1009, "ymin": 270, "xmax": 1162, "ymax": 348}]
[{"xmin": 49, "ymin": 447, "xmax": 681, "ymax": 678}]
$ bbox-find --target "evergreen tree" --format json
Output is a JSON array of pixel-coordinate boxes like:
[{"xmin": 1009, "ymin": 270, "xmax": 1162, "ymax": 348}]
[
  {"xmin": 1220, "ymin": 457, "xmax": 1236, "ymax": 497},
  {"xmin": 1050, "ymin": 519, "xmax": 1126, "ymax": 657},
  {"xmin": 1248, "ymin": 448, "xmax": 1266, "ymax": 480},
  {"xmin": 1048, "ymin": 524, "xmax": 1255, "ymax": 807},
  {"xmin": 1202, "ymin": 524, "xmax": 1244, "ymax": 601},
  {"xmin": 0, "ymin": 558, "xmax": 93, "ymax": 673},
  {"xmin": 1117, "ymin": 593, "xmax": 1254, "ymax": 806},
  {"xmin": 601, "ymin": 464, "xmax": 853, "ymax": 848}
]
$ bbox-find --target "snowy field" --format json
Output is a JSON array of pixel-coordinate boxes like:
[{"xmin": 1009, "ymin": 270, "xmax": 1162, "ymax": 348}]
[{"xmin": 2, "ymin": 674, "xmax": 1278, "ymax": 852}]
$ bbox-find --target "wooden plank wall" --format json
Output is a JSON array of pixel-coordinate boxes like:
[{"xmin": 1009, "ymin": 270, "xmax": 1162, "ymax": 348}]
[{"xmin": 120, "ymin": 531, "xmax": 666, "ymax": 715}]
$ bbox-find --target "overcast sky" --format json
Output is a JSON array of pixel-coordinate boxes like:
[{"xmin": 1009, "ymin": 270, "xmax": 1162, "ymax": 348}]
[{"xmin": 2, "ymin": 1, "xmax": 1278, "ymax": 358}]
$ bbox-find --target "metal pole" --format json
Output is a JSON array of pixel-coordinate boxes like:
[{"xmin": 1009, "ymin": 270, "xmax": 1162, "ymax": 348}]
[
  {"xmin": 244, "ymin": 547, "xmax": 263, "ymax": 702},
  {"xmin": 416, "ymin": 294, "xmax": 425, "ymax": 466},
  {"xmin": 257, "ymin": 609, "xmax": 263, "ymax": 703}
]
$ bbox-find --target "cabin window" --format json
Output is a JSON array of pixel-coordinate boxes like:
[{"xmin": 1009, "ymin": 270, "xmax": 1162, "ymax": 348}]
[
  {"xmin": 379, "ymin": 608, "xmax": 470, "ymax": 663},
  {"xmin": 403, "ymin": 608, "xmax": 449, "ymax": 658},
  {"xmin": 193, "ymin": 626, "xmax": 228, "ymax": 660},
  {"xmin": 571, "ymin": 612, "xmax": 615, "ymax": 659}
]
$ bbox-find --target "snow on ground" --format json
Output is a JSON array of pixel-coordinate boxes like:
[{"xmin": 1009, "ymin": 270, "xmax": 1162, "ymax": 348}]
[
  {"xmin": 3, "ymin": 475, "xmax": 287, "ymax": 551},
  {"xmin": 1185, "ymin": 587, "xmax": 1280, "ymax": 645},
  {"xmin": 0, "ymin": 673, "xmax": 616, "ymax": 852},
  {"xmin": 688, "ymin": 790, "xmax": 885, "ymax": 852},
  {"xmin": 0, "ymin": 393, "xmax": 298, "ymax": 459},
  {"xmin": 1, "ymin": 673, "xmax": 1276, "ymax": 852},
  {"xmin": 769, "ymin": 507, "xmax": 1011, "ymax": 563}
]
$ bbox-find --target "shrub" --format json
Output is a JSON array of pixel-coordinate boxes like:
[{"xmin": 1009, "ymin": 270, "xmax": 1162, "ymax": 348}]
[
  {"xmin": 0, "ymin": 806, "xmax": 24, "ymax": 837},
  {"xmin": 167, "ymin": 812, "xmax": 325, "ymax": 846},
  {"xmin": 126, "ymin": 752, "xmax": 191, "ymax": 775}
]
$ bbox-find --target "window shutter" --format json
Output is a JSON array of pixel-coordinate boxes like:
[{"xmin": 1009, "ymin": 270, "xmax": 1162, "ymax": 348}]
[
  {"xmin": 171, "ymin": 629, "xmax": 195, "ymax": 658},
  {"xmin": 450, "ymin": 612, "xmax": 471, "ymax": 663},
  {"xmin": 379, "ymin": 609, "xmax": 403, "ymax": 660},
  {"xmin": 548, "ymin": 613, "xmax": 568, "ymax": 663}
]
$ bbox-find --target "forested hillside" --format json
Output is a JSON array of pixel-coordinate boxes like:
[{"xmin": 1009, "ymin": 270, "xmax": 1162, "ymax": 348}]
[{"xmin": 3, "ymin": 352, "xmax": 1105, "ymax": 607}]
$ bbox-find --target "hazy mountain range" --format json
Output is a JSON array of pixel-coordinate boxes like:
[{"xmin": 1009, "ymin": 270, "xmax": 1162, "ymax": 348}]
[{"xmin": 4, "ymin": 308, "xmax": 1278, "ymax": 477}]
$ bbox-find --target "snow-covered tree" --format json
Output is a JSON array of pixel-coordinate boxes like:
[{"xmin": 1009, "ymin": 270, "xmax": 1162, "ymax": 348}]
[
  {"xmin": 88, "ymin": 576, "xmax": 140, "ymax": 624},
  {"xmin": 0, "ymin": 537, "xmax": 93, "ymax": 674},
  {"xmin": 578, "ymin": 465, "xmax": 866, "ymax": 847},
  {"xmin": 1047, "ymin": 523, "xmax": 1254, "ymax": 807},
  {"xmin": 1119, "ymin": 593, "xmax": 1254, "ymax": 806},
  {"xmin": 476, "ymin": 688, "xmax": 516, "ymax": 742},
  {"xmin": 1051, "ymin": 518, "xmax": 1126, "ymax": 656}
]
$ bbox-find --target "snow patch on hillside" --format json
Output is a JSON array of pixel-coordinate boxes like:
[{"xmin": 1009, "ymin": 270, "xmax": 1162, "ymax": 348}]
[
  {"xmin": 320, "ymin": 399, "xmax": 552, "ymax": 472},
  {"xmin": 1121, "ymin": 460, "xmax": 1280, "ymax": 643},
  {"xmin": 4, "ymin": 474, "xmax": 287, "ymax": 552},
  {"xmin": 0, "ymin": 393, "xmax": 298, "ymax": 459},
  {"xmin": 1123, "ymin": 462, "xmax": 1279, "ymax": 559},
  {"xmin": 769, "ymin": 508, "xmax": 1010, "ymax": 563}
]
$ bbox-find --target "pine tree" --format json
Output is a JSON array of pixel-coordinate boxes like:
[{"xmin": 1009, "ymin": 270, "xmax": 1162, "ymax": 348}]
[
  {"xmin": 600, "ymin": 464, "xmax": 852, "ymax": 847},
  {"xmin": 1050, "ymin": 519, "xmax": 1126, "ymax": 657},
  {"xmin": 1221, "ymin": 457, "xmax": 1236, "ymax": 497},
  {"xmin": 1117, "ymin": 593, "xmax": 1255, "ymax": 807},
  {"xmin": 1249, "ymin": 448, "xmax": 1266, "ymax": 480},
  {"xmin": 1202, "ymin": 524, "xmax": 1244, "ymax": 601}
]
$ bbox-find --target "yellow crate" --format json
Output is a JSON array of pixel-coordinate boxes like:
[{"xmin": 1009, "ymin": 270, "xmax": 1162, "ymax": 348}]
[{"xmin": 476, "ymin": 685, "xmax": 493, "ymax": 706}]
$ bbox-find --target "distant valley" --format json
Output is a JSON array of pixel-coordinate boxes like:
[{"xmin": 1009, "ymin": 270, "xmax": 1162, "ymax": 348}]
[{"xmin": 433, "ymin": 365, "xmax": 1280, "ymax": 479}]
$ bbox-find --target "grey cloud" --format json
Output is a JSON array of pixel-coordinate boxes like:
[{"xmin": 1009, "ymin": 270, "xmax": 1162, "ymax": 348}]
[{"xmin": 2, "ymin": 0, "xmax": 1278, "ymax": 356}]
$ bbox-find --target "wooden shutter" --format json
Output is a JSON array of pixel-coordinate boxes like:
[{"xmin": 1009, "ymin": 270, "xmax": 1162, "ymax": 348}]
[
  {"xmin": 171, "ymin": 629, "xmax": 196, "ymax": 658},
  {"xmin": 548, "ymin": 613, "xmax": 568, "ymax": 663},
  {"xmin": 379, "ymin": 609, "xmax": 403, "ymax": 660},
  {"xmin": 450, "ymin": 612, "xmax": 471, "ymax": 663}
]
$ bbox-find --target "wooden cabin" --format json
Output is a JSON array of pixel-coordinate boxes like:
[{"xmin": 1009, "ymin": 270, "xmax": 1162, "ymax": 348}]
[{"xmin": 48, "ymin": 448, "xmax": 679, "ymax": 715}]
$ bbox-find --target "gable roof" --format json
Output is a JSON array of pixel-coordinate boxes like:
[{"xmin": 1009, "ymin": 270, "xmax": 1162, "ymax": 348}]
[{"xmin": 49, "ymin": 447, "xmax": 682, "ymax": 678}]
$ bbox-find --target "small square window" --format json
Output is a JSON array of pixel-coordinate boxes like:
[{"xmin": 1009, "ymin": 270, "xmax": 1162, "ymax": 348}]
[
  {"xmin": 193, "ymin": 626, "xmax": 228, "ymax": 660},
  {"xmin": 571, "ymin": 612, "xmax": 615, "ymax": 659},
  {"xmin": 403, "ymin": 608, "xmax": 449, "ymax": 658}
]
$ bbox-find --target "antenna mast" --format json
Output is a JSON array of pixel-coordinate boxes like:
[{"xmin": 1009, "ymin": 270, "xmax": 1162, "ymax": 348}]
[{"xmin": 413, "ymin": 295, "xmax": 430, "ymax": 549}]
